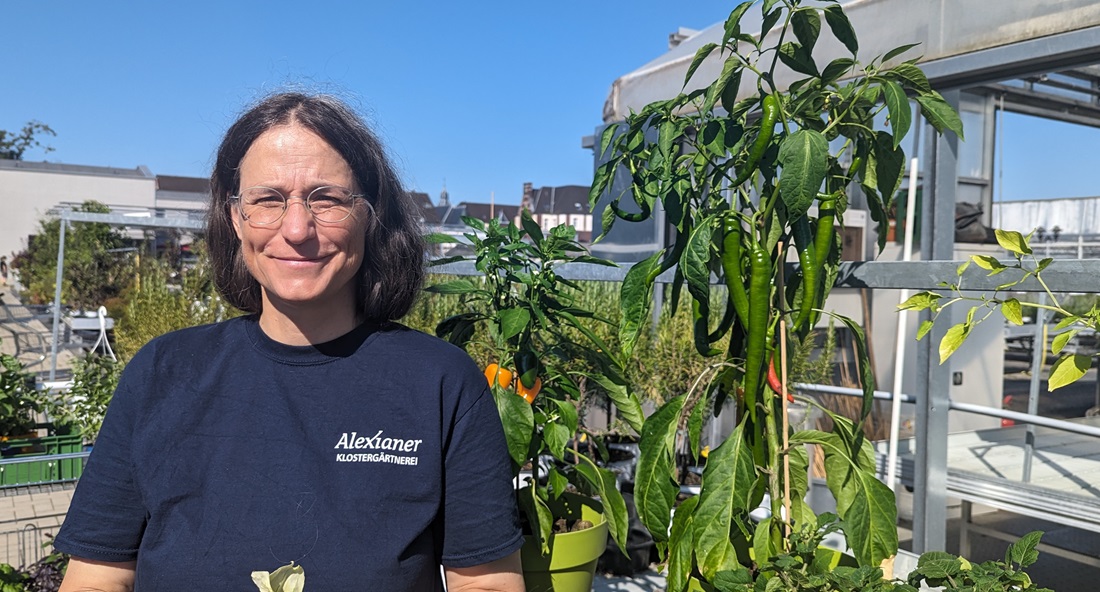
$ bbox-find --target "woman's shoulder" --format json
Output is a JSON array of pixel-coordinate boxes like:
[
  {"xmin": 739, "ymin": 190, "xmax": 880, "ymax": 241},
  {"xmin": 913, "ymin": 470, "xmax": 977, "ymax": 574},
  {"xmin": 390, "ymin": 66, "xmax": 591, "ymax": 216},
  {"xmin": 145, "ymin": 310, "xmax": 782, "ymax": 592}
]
[
  {"xmin": 373, "ymin": 322, "xmax": 484, "ymax": 374},
  {"xmin": 126, "ymin": 316, "xmax": 251, "ymax": 369}
]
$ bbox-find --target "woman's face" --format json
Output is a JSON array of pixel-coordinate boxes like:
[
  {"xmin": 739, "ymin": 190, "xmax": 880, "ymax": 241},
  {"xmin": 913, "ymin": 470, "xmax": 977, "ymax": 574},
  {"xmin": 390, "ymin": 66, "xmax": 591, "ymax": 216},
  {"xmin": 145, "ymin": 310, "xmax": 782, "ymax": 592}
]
[{"xmin": 232, "ymin": 123, "xmax": 366, "ymax": 314}]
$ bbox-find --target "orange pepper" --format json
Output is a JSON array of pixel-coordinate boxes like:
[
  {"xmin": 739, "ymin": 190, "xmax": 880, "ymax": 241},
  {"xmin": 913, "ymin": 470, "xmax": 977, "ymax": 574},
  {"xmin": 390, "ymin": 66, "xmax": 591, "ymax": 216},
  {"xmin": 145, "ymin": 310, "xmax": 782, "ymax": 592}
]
[
  {"xmin": 484, "ymin": 363, "xmax": 514, "ymax": 389},
  {"xmin": 485, "ymin": 363, "xmax": 538, "ymax": 404},
  {"xmin": 516, "ymin": 377, "xmax": 542, "ymax": 404}
]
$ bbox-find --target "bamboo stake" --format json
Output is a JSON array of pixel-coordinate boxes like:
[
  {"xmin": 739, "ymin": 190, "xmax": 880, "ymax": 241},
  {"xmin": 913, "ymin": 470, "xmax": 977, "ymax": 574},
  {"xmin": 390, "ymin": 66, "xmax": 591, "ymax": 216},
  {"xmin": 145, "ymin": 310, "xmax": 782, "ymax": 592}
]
[{"xmin": 776, "ymin": 242, "xmax": 792, "ymax": 540}]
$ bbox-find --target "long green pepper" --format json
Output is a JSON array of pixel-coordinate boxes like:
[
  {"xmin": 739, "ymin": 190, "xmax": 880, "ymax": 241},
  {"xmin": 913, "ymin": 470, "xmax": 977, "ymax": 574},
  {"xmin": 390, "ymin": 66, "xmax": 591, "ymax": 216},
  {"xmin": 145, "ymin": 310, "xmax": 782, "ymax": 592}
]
[
  {"xmin": 791, "ymin": 215, "xmax": 817, "ymax": 334},
  {"xmin": 730, "ymin": 94, "xmax": 780, "ymax": 187},
  {"xmin": 741, "ymin": 244, "xmax": 772, "ymax": 422}
]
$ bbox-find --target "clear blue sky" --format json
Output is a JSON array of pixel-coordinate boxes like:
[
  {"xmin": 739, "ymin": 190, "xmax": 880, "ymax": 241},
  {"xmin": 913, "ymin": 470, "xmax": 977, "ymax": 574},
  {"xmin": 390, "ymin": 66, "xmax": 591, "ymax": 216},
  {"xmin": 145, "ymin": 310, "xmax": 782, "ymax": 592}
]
[
  {"xmin": 2, "ymin": 1, "xmax": 733, "ymax": 205},
  {"xmin": 4, "ymin": 2, "xmax": 1097, "ymax": 205}
]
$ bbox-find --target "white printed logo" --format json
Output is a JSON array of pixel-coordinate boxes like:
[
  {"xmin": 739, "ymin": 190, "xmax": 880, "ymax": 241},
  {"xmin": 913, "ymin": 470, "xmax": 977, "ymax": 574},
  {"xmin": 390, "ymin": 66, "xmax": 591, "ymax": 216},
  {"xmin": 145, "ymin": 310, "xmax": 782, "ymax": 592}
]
[{"xmin": 333, "ymin": 431, "xmax": 423, "ymax": 466}]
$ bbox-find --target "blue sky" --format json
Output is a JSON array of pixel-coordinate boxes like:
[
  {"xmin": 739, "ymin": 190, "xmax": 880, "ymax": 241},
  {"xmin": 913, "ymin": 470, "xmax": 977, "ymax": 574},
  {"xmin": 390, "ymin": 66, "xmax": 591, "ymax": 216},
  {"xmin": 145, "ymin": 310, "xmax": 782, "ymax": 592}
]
[{"xmin": 4, "ymin": 1, "xmax": 1098, "ymax": 205}]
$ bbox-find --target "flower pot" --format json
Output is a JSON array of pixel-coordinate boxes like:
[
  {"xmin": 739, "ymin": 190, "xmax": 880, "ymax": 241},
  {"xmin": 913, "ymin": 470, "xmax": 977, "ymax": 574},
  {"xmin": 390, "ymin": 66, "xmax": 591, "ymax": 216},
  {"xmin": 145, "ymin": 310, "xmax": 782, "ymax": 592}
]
[{"xmin": 520, "ymin": 498, "xmax": 608, "ymax": 592}]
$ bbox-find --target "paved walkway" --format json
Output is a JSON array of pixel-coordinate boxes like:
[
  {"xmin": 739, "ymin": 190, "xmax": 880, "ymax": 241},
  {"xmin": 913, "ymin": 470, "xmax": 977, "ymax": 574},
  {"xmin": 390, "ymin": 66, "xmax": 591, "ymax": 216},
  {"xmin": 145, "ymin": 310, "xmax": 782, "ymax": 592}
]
[{"xmin": 0, "ymin": 484, "xmax": 75, "ymax": 567}]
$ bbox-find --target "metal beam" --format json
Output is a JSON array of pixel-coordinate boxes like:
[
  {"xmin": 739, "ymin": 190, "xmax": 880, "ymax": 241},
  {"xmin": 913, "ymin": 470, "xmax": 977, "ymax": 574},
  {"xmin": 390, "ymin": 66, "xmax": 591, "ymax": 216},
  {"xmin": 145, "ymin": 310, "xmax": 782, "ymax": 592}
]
[
  {"xmin": 436, "ymin": 258, "xmax": 1100, "ymax": 293},
  {"xmin": 54, "ymin": 209, "xmax": 206, "ymax": 231},
  {"xmin": 923, "ymin": 26, "xmax": 1100, "ymax": 91}
]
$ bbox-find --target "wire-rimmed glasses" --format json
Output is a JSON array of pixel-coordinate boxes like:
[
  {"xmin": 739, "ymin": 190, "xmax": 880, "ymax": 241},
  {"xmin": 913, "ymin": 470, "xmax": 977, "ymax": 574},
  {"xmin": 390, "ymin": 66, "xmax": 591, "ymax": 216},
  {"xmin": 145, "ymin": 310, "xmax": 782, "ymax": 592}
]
[{"xmin": 231, "ymin": 186, "xmax": 363, "ymax": 225}]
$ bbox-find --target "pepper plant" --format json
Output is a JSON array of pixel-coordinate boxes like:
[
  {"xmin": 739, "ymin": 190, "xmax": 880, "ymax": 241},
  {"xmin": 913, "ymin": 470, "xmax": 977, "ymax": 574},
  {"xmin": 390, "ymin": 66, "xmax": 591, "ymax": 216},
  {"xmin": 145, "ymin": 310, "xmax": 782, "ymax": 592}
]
[
  {"xmin": 902, "ymin": 228, "xmax": 1097, "ymax": 391},
  {"xmin": 426, "ymin": 211, "xmax": 646, "ymax": 555},
  {"xmin": 590, "ymin": 0, "xmax": 962, "ymax": 588}
]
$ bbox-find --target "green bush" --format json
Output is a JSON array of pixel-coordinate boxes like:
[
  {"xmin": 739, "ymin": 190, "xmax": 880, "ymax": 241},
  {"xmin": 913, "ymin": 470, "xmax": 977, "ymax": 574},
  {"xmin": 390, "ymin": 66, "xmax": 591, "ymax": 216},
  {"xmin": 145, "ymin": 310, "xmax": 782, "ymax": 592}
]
[{"xmin": 0, "ymin": 353, "xmax": 39, "ymax": 438}]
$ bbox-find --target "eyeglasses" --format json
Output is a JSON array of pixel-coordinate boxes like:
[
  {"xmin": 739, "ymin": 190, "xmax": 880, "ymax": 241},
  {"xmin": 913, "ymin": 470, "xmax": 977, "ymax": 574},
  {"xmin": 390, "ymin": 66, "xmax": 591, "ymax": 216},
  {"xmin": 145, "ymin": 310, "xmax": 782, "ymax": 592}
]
[{"xmin": 231, "ymin": 186, "xmax": 363, "ymax": 225}]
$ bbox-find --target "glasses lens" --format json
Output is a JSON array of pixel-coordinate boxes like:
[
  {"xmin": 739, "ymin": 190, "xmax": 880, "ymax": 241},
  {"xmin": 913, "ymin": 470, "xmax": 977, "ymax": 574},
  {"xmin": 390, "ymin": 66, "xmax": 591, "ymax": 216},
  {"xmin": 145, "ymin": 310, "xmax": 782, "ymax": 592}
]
[
  {"xmin": 308, "ymin": 187, "xmax": 356, "ymax": 223},
  {"xmin": 240, "ymin": 187, "xmax": 286, "ymax": 224}
]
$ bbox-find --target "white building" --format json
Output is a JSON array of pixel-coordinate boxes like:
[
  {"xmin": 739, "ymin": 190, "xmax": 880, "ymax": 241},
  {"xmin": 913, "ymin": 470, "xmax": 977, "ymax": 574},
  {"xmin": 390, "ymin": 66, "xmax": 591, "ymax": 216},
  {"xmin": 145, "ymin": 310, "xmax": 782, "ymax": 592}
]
[{"xmin": 0, "ymin": 160, "xmax": 208, "ymax": 261}]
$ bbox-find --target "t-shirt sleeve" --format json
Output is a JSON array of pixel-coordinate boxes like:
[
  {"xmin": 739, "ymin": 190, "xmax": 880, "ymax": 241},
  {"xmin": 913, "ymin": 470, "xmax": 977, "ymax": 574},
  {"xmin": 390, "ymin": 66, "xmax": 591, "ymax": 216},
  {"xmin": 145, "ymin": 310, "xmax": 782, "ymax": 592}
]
[
  {"xmin": 439, "ymin": 385, "xmax": 524, "ymax": 567},
  {"xmin": 54, "ymin": 374, "xmax": 148, "ymax": 562}
]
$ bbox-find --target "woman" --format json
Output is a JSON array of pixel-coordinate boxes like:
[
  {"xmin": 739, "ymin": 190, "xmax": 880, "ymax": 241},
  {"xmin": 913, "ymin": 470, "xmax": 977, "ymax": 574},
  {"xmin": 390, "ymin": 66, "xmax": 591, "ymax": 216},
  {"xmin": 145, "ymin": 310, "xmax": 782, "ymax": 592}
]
[{"xmin": 55, "ymin": 93, "xmax": 525, "ymax": 591}]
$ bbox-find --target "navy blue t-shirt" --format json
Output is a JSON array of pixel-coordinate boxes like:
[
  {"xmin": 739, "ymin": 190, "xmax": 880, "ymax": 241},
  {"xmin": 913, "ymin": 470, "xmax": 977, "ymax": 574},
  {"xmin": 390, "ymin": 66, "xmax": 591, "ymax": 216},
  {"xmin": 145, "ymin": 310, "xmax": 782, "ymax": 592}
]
[{"xmin": 55, "ymin": 316, "xmax": 523, "ymax": 590}]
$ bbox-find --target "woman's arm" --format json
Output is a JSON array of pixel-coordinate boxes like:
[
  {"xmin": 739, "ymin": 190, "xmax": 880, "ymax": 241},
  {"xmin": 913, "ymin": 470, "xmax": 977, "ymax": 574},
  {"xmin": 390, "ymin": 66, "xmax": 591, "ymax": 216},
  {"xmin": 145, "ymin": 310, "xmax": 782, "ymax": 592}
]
[
  {"xmin": 58, "ymin": 557, "xmax": 136, "ymax": 592},
  {"xmin": 443, "ymin": 549, "xmax": 524, "ymax": 592}
]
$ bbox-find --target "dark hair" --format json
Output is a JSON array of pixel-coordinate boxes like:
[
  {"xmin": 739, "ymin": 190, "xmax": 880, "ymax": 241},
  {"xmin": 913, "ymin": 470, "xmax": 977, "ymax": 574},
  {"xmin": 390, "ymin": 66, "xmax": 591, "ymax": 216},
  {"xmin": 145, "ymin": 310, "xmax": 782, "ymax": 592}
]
[{"xmin": 207, "ymin": 92, "xmax": 425, "ymax": 321}]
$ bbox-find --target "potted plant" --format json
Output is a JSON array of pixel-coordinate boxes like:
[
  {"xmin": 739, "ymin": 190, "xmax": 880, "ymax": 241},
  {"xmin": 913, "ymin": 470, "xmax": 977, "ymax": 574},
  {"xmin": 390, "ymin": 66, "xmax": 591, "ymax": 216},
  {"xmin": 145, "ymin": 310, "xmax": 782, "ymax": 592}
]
[
  {"xmin": 591, "ymin": 0, "xmax": 964, "ymax": 589},
  {"xmin": 427, "ymin": 211, "xmax": 646, "ymax": 591}
]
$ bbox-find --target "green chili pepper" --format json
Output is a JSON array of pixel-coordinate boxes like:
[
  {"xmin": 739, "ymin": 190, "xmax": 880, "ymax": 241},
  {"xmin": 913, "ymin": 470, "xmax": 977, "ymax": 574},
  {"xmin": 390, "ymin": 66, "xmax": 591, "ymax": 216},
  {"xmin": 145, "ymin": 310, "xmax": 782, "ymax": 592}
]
[
  {"xmin": 742, "ymin": 244, "xmax": 772, "ymax": 422},
  {"xmin": 814, "ymin": 196, "xmax": 836, "ymax": 272},
  {"xmin": 721, "ymin": 216, "xmax": 751, "ymax": 326},
  {"xmin": 730, "ymin": 94, "xmax": 780, "ymax": 187},
  {"xmin": 708, "ymin": 294, "xmax": 736, "ymax": 342},
  {"xmin": 808, "ymin": 196, "xmax": 837, "ymax": 329},
  {"xmin": 692, "ymin": 298, "xmax": 722, "ymax": 357},
  {"xmin": 791, "ymin": 214, "xmax": 817, "ymax": 334}
]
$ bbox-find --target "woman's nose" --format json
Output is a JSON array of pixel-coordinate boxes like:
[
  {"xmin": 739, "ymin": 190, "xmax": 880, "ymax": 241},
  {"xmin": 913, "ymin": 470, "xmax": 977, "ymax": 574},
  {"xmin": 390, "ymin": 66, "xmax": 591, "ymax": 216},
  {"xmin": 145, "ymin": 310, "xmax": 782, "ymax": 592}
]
[{"xmin": 279, "ymin": 198, "xmax": 315, "ymax": 242}]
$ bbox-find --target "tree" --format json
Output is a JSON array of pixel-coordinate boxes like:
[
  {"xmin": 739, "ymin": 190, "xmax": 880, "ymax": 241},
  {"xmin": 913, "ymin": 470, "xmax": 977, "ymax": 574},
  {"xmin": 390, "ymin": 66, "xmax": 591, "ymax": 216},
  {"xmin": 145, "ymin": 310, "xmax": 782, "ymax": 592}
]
[
  {"xmin": 0, "ymin": 120, "xmax": 56, "ymax": 160},
  {"xmin": 14, "ymin": 201, "xmax": 134, "ymax": 311}
]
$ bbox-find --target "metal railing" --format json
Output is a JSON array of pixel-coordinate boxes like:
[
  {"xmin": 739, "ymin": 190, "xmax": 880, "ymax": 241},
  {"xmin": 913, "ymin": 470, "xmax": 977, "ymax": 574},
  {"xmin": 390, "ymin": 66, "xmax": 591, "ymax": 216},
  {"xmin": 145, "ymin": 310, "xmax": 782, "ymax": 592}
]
[{"xmin": 0, "ymin": 452, "xmax": 90, "ymax": 490}]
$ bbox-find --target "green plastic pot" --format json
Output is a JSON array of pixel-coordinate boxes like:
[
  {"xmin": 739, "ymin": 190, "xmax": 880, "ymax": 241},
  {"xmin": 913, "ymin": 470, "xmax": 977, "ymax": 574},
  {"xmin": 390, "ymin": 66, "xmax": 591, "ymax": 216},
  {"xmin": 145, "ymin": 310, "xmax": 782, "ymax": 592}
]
[{"xmin": 520, "ymin": 496, "xmax": 609, "ymax": 592}]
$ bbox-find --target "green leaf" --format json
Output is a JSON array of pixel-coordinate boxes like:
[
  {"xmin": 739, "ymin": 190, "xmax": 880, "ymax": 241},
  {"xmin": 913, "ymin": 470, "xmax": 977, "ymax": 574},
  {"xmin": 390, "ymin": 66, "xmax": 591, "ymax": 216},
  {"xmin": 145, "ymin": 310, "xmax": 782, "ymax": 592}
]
[
  {"xmin": 915, "ymin": 93, "xmax": 965, "ymax": 139},
  {"xmin": 586, "ymin": 372, "xmax": 645, "ymax": 434},
  {"xmin": 704, "ymin": 56, "xmax": 741, "ymax": 115},
  {"xmin": 897, "ymin": 291, "xmax": 941, "ymax": 312},
  {"xmin": 722, "ymin": 1, "xmax": 754, "ymax": 46},
  {"xmin": 589, "ymin": 160, "xmax": 617, "ymax": 212},
  {"xmin": 694, "ymin": 419, "xmax": 757, "ymax": 580},
  {"xmin": 548, "ymin": 467, "xmax": 568, "ymax": 499},
  {"xmin": 424, "ymin": 279, "xmax": 478, "ymax": 295},
  {"xmin": 882, "ymin": 42, "xmax": 921, "ymax": 63},
  {"xmin": 619, "ymin": 250, "xmax": 663, "ymax": 358},
  {"xmin": 821, "ymin": 57, "xmax": 855, "ymax": 84},
  {"xmin": 994, "ymin": 229, "xmax": 1032, "ymax": 255},
  {"xmin": 1051, "ymin": 329, "xmax": 1079, "ymax": 356},
  {"xmin": 544, "ymin": 422, "xmax": 571, "ymax": 460},
  {"xmin": 760, "ymin": 5, "xmax": 783, "ymax": 39},
  {"xmin": 634, "ymin": 395, "xmax": 686, "ymax": 544},
  {"xmin": 888, "ymin": 62, "xmax": 932, "ymax": 94},
  {"xmin": 520, "ymin": 209, "xmax": 544, "ymax": 244},
  {"xmin": 685, "ymin": 42, "xmax": 719, "ymax": 87},
  {"xmin": 793, "ymin": 430, "xmax": 898, "ymax": 566},
  {"xmin": 778, "ymin": 42, "xmax": 819, "ymax": 77},
  {"xmin": 1002, "ymin": 298, "xmax": 1024, "ymax": 326},
  {"xmin": 576, "ymin": 455, "xmax": 630, "ymax": 554},
  {"xmin": 916, "ymin": 319, "xmax": 935, "ymax": 341},
  {"xmin": 682, "ymin": 215, "xmax": 715, "ymax": 307},
  {"xmin": 791, "ymin": 8, "xmax": 821, "ymax": 53},
  {"xmin": 939, "ymin": 322, "xmax": 970, "ymax": 363},
  {"xmin": 497, "ymin": 307, "xmax": 531, "ymax": 342},
  {"xmin": 882, "ymin": 80, "xmax": 911, "ymax": 147},
  {"xmin": 823, "ymin": 4, "xmax": 859, "ymax": 54},
  {"xmin": 667, "ymin": 495, "xmax": 699, "ymax": 592},
  {"xmin": 424, "ymin": 232, "xmax": 460, "ymax": 245},
  {"xmin": 873, "ymin": 130, "xmax": 905, "ymax": 204},
  {"xmin": 1055, "ymin": 315, "xmax": 1081, "ymax": 331},
  {"xmin": 688, "ymin": 391, "xmax": 708, "ymax": 464},
  {"xmin": 778, "ymin": 129, "xmax": 829, "ymax": 218},
  {"xmin": 1049, "ymin": 354, "xmax": 1091, "ymax": 391},
  {"xmin": 491, "ymin": 385, "xmax": 534, "ymax": 467},
  {"xmin": 1008, "ymin": 531, "xmax": 1043, "ymax": 568},
  {"xmin": 970, "ymin": 254, "xmax": 1006, "ymax": 272}
]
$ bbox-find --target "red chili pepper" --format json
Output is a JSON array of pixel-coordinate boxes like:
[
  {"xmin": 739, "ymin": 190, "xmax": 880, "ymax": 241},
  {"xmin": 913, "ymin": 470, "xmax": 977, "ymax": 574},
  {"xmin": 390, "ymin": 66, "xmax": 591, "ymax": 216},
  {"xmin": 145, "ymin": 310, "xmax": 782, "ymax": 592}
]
[{"xmin": 767, "ymin": 355, "xmax": 795, "ymax": 403}]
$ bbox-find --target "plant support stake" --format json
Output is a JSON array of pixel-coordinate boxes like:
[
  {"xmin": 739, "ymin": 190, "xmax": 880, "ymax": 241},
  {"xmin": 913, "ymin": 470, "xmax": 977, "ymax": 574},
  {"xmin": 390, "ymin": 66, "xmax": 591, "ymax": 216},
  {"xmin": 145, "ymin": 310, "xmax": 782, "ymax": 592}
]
[{"xmin": 886, "ymin": 157, "xmax": 920, "ymax": 490}]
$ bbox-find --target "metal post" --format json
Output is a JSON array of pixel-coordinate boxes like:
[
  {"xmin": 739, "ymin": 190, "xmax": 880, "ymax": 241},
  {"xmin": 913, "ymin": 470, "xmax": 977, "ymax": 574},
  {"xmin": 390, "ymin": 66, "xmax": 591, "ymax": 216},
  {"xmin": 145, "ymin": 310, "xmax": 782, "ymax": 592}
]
[
  {"xmin": 1022, "ymin": 292, "xmax": 1046, "ymax": 482},
  {"xmin": 912, "ymin": 90, "xmax": 960, "ymax": 553},
  {"xmin": 49, "ymin": 210, "xmax": 68, "ymax": 382},
  {"xmin": 1023, "ymin": 242, "xmax": 1053, "ymax": 482}
]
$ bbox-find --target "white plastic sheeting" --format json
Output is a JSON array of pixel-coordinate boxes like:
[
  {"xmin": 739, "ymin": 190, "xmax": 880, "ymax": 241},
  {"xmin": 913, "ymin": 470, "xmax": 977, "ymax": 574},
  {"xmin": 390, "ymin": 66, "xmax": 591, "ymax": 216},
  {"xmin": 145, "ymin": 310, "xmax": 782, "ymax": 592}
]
[
  {"xmin": 992, "ymin": 196, "xmax": 1100, "ymax": 236},
  {"xmin": 602, "ymin": 0, "xmax": 1100, "ymax": 123}
]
